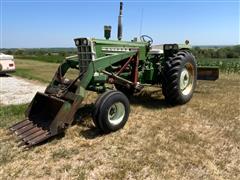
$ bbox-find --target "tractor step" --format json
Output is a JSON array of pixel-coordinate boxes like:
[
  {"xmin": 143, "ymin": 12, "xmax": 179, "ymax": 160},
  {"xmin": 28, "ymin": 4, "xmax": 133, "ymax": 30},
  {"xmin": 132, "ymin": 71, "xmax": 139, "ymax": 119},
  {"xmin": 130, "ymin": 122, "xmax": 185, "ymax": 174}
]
[{"xmin": 9, "ymin": 119, "xmax": 51, "ymax": 148}]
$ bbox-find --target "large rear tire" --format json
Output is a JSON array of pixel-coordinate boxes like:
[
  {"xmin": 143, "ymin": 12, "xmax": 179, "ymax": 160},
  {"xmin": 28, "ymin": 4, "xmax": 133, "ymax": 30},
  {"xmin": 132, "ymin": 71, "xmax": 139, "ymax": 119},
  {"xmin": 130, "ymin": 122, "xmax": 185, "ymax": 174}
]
[
  {"xmin": 162, "ymin": 50, "xmax": 197, "ymax": 105},
  {"xmin": 92, "ymin": 90, "xmax": 130, "ymax": 133}
]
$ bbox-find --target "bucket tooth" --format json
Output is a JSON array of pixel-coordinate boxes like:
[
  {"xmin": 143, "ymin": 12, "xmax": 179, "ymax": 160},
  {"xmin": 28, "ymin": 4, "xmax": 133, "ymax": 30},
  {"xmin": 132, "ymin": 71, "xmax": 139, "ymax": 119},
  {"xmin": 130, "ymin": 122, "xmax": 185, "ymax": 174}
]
[
  {"xmin": 9, "ymin": 119, "xmax": 52, "ymax": 148},
  {"xmin": 22, "ymin": 130, "xmax": 47, "ymax": 142},
  {"xmin": 17, "ymin": 127, "xmax": 42, "ymax": 140},
  {"xmin": 26, "ymin": 132, "xmax": 50, "ymax": 147},
  {"xmin": 9, "ymin": 120, "xmax": 31, "ymax": 131},
  {"xmin": 14, "ymin": 123, "xmax": 36, "ymax": 136},
  {"xmin": 17, "ymin": 141, "xmax": 26, "ymax": 147},
  {"xmin": 14, "ymin": 128, "xmax": 50, "ymax": 148}
]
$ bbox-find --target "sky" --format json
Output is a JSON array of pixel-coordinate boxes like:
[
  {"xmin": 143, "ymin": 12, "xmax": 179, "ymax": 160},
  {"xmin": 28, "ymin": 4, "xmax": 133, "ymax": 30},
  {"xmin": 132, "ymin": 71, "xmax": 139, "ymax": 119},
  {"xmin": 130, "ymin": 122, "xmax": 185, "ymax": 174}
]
[{"xmin": 0, "ymin": 0, "xmax": 239, "ymax": 48}]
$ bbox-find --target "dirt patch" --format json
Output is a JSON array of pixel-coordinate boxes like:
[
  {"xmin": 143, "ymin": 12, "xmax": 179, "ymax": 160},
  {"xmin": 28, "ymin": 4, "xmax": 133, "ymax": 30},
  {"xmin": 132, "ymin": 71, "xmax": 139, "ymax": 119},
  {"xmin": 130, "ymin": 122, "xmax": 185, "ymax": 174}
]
[{"xmin": 0, "ymin": 75, "xmax": 46, "ymax": 105}]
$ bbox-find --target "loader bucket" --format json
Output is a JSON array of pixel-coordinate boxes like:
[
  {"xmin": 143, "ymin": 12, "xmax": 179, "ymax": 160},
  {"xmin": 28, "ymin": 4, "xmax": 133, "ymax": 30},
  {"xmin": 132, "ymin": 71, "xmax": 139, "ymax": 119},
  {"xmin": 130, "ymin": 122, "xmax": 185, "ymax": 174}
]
[
  {"xmin": 9, "ymin": 92, "xmax": 71, "ymax": 148},
  {"xmin": 197, "ymin": 66, "xmax": 219, "ymax": 80}
]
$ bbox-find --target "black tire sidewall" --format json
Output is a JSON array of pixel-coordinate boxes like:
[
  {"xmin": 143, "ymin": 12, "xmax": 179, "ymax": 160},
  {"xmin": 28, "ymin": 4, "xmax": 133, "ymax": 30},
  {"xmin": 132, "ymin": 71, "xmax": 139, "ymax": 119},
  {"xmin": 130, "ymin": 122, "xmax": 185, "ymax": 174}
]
[
  {"xmin": 92, "ymin": 90, "xmax": 116, "ymax": 128},
  {"xmin": 162, "ymin": 51, "xmax": 197, "ymax": 105},
  {"xmin": 98, "ymin": 91, "xmax": 130, "ymax": 133},
  {"xmin": 177, "ymin": 53, "xmax": 197, "ymax": 103}
]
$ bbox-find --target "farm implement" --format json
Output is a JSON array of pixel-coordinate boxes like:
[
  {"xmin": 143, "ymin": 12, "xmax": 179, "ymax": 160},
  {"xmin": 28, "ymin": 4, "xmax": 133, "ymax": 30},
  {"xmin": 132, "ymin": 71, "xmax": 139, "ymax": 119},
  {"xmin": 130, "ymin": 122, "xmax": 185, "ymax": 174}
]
[{"xmin": 9, "ymin": 2, "xmax": 219, "ymax": 148}]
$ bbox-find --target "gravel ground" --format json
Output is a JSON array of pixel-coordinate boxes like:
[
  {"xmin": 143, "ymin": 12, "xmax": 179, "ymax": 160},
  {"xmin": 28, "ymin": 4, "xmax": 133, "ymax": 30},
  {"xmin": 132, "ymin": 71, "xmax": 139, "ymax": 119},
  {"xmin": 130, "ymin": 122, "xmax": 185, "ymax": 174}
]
[{"xmin": 0, "ymin": 75, "xmax": 46, "ymax": 105}]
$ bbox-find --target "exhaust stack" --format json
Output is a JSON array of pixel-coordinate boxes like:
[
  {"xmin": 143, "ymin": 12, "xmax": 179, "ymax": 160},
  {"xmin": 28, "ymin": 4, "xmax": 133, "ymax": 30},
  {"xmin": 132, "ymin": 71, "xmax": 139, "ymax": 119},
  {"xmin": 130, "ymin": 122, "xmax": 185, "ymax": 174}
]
[{"xmin": 117, "ymin": 1, "xmax": 123, "ymax": 40}]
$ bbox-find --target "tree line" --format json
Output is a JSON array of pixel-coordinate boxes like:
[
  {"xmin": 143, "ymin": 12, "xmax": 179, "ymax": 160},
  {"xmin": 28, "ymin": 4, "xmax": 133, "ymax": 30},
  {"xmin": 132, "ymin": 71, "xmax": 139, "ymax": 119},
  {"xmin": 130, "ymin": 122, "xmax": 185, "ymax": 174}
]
[
  {"xmin": 192, "ymin": 45, "xmax": 240, "ymax": 59},
  {"xmin": 2, "ymin": 48, "xmax": 77, "ymax": 57},
  {"xmin": 1, "ymin": 45, "xmax": 240, "ymax": 59}
]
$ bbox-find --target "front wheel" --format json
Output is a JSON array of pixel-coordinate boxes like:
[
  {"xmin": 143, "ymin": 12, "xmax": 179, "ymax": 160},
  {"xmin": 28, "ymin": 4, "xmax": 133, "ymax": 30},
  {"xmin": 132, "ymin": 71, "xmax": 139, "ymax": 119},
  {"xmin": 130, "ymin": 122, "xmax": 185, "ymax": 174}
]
[
  {"xmin": 92, "ymin": 90, "xmax": 130, "ymax": 133},
  {"xmin": 162, "ymin": 50, "xmax": 197, "ymax": 105}
]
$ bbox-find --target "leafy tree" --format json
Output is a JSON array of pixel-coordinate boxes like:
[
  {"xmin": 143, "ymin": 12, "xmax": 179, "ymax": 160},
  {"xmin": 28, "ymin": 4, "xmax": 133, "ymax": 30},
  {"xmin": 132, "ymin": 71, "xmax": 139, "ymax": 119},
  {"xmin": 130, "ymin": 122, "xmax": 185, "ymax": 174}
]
[
  {"xmin": 5, "ymin": 50, "xmax": 13, "ymax": 55},
  {"xmin": 59, "ymin": 51, "xmax": 66, "ymax": 57},
  {"xmin": 15, "ymin": 49, "xmax": 24, "ymax": 55},
  {"xmin": 226, "ymin": 51, "xmax": 238, "ymax": 58}
]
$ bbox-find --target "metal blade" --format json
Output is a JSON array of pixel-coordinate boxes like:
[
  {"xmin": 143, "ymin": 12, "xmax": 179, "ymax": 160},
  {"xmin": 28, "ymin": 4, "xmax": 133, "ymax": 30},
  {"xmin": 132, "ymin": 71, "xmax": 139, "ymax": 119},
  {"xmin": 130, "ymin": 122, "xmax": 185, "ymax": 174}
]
[{"xmin": 197, "ymin": 66, "xmax": 219, "ymax": 81}]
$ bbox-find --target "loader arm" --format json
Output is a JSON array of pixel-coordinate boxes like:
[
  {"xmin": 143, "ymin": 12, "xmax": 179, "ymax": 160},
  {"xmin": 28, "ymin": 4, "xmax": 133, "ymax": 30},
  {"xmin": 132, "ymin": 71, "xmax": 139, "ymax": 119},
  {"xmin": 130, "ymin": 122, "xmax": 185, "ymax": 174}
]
[
  {"xmin": 9, "ymin": 51, "xmax": 137, "ymax": 148},
  {"xmin": 79, "ymin": 51, "xmax": 137, "ymax": 89}
]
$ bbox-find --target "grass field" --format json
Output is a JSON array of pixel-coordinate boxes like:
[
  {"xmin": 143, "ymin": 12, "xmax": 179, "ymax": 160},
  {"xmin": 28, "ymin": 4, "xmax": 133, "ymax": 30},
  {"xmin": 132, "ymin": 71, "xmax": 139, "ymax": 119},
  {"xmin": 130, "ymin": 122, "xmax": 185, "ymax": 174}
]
[
  {"xmin": 15, "ymin": 55, "xmax": 66, "ymax": 63},
  {"xmin": 13, "ymin": 59, "xmax": 78, "ymax": 83},
  {"xmin": 0, "ymin": 104, "xmax": 28, "ymax": 128},
  {"xmin": 0, "ymin": 58, "xmax": 239, "ymax": 179}
]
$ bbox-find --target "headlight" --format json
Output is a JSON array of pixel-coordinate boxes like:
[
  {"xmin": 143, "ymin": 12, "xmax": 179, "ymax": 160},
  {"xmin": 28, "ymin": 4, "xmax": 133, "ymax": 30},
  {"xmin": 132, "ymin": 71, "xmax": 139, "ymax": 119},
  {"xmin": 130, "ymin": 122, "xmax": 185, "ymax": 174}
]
[
  {"xmin": 164, "ymin": 44, "xmax": 178, "ymax": 51},
  {"xmin": 82, "ymin": 39, "xmax": 88, "ymax": 45},
  {"xmin": 173, "ymin": 44, "xmax": 178, "ymax": 50},
  {"xmin": 164, "ymin": 45, "xmax": 172, "ymax": 50},
  {"xmin": 75, "ymin": 38, "xmax": 89, "ymax": 46},
  {"xmin": 75, "ymin": 40, "xmax": 80, "ymax": 46}
]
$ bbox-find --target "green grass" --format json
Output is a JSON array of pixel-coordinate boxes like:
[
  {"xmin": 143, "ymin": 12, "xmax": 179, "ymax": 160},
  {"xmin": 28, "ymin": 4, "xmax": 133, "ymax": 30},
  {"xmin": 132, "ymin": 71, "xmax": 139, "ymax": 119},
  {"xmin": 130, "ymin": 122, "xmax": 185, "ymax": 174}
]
[
  {"xmin": 13, "ymin": 59, "xmax": 79, "ymax": 83},
  {"xmin": 13, "ymin": 59, "xmax": 60, "ymax": 83},
  {"xmin": 0, "ymin": 104, "xmax": 28, "ymax": 128},
  {"xmin": 13, "ymin": 68, "xmax": 50, "ymax": 83},
  {"xmin": 15, "ymin": 55, "xmax": 65, "ymax": 63},
  {"xmin": 198, "ymin": 58, "xmax": 240, "ymax": 73}
]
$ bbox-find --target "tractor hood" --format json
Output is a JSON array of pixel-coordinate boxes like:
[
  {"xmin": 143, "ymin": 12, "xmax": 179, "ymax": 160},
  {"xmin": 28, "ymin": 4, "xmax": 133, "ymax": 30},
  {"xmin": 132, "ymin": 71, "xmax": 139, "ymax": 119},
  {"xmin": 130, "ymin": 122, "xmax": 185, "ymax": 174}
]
[{"xmin": 74, "ymin": 38, "xmax": 149, "ymax": 60}]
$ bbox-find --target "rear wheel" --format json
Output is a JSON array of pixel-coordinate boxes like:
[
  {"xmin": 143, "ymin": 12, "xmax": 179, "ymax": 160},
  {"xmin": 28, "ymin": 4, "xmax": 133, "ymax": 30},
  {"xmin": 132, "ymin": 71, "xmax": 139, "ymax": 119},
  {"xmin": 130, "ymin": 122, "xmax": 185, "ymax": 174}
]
[
  {"xmin": 162, "ymin": 50, "xmax": 197, "ymax": 105},
  {"xmin": 92, "ymin": 90, "xmax": 130, "ymax": 133}
]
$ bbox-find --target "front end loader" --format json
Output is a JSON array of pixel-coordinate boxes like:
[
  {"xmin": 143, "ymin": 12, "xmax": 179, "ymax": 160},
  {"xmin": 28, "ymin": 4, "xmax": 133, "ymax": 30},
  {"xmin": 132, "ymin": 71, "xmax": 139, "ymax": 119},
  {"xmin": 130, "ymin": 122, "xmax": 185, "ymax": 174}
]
[{"xmin": 9, "ymin": 2, "xmax": 219, "ymax": 148}]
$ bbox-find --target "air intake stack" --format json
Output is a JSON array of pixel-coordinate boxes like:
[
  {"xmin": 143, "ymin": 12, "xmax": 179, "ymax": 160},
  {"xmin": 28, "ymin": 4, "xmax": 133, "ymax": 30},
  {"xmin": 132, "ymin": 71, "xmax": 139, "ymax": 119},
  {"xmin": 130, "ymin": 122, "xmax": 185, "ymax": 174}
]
[{"xmin": 117, "ymin": 1, "xmax": 123, "ymax": 40}]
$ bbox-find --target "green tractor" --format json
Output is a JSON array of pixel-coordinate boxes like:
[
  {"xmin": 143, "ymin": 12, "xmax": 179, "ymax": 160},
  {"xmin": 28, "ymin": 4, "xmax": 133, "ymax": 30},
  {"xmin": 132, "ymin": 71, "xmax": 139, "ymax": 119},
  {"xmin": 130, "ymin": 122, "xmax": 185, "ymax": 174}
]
[{"xmin": 10, "ymin": 2, "xmax": 218, "ymax": 148}]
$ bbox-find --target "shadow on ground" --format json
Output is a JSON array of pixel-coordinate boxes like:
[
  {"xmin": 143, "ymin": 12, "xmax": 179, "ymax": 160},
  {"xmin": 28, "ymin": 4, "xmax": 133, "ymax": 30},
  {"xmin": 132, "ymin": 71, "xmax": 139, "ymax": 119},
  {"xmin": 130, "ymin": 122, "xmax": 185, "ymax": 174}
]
[
  {"xmin": 74, "ymin": 90, "xmax": 170, "ymax": 140},
  {"xmin": 0, "ymin": 74, "xmax": 11, "ymax": 77},
  {"xmin": 17, "ymin": 89, "xmax": 170, "ymax": 147},
  {"xmin": 130, "ymin": 90, "xmax": 169, "ymax": 109}
]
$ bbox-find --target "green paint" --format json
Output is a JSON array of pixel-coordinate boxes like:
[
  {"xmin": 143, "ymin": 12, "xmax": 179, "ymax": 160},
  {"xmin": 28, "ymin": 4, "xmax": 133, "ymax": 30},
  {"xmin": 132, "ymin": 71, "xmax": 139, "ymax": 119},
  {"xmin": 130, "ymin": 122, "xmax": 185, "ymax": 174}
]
[
  {"xmin": 92, "ymin": 38, "xmax": 148, "ymax": 60},
  {"xmin": 78, "ymin": 51, "xmax": 136, "ymax": 89}
]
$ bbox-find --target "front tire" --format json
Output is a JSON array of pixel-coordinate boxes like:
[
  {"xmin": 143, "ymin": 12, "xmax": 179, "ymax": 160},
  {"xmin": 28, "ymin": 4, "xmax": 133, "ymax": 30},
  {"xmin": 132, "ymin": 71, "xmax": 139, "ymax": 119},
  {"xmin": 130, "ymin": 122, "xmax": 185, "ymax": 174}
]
[
  {"xmin": 162, "ymin": 50, "xmax": 197, "ymax": 105},
  {"xmin": 93, "ymin": 90, "xmax": 130, "ymax": 133}
]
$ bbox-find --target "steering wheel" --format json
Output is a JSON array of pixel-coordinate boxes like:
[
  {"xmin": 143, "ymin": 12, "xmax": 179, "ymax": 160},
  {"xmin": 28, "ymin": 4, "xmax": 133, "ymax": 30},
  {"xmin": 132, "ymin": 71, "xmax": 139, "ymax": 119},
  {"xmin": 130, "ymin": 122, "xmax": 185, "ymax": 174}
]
[{"xmin": 140, "ymin": 35, "xmax": 153, "ymax": 45}]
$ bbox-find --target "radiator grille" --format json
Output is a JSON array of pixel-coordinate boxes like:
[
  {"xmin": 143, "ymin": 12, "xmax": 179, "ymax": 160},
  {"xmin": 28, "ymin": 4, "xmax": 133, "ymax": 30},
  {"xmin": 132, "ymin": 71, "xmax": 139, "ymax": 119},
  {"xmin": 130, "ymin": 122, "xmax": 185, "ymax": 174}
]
[{"xmin": 75, "ymin": 38, "xmax": 95, "ymax": 73}]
